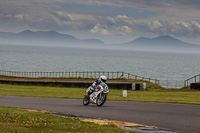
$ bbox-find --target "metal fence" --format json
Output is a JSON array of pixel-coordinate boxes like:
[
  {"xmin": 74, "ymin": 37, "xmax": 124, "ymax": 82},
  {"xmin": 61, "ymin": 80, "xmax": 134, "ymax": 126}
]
[
  {"xmin": 0, "ymin": 70, "xmax": 159, "ymax": 83},
  {"xmin": 184, "ymin": 74, "xmax": 200, "ymax": 87},
  {"xmin": 1, "ymin": 70, "xmax": 199, "ymax": 88}
]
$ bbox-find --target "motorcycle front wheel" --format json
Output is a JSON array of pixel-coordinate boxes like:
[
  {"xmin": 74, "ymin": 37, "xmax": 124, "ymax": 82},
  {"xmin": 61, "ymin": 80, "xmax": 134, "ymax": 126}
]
[
  {"xmin": 83, "ymin": 95, "xmax": 90, "ymax": 106},
  {"xmin": 96, "ymin": 93, "xmax": 107, "ymax": 106}
]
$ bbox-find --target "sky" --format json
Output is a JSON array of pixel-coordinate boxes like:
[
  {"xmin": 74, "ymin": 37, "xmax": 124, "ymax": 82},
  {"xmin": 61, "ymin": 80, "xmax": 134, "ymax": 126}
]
[{"xmin": 0, "ymin": 0, "xmax": 200, "ymax": 44}]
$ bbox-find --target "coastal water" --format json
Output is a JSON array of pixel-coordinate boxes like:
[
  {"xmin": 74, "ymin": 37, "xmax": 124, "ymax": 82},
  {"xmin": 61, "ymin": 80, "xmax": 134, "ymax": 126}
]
[{"xmin": 1, "ymin": 44, "xmax": 200, "ymax": 85}]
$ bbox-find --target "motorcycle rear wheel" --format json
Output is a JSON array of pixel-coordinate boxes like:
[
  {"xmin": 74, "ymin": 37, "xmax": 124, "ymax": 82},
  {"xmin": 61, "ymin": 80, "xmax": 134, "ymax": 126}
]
[
  {"xmin": 96, "ymin": 93, "xmax": 107, "ymax": 106},
  {"xmin": 83, "ymin": 95, "xmax": 90, "ymax": 106}
]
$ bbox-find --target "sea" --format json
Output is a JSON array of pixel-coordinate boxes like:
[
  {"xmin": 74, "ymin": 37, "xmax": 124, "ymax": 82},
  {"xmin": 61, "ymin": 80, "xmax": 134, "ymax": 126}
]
[{"xmin": 1, "ymin": 44, "xmax": 200, "ymax": 88}]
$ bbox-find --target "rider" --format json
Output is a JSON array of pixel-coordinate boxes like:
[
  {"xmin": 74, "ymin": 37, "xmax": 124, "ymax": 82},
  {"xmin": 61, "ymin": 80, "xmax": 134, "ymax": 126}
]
[{"xmin": 86, "ymin": 75, "xmax": 107, "ymax": 96}]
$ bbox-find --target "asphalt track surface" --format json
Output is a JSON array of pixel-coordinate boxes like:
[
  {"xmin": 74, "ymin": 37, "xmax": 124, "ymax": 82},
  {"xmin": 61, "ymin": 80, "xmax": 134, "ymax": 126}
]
[{"xmin": 0, "ymin": 95, "xmax": 200, "ymax": 133}]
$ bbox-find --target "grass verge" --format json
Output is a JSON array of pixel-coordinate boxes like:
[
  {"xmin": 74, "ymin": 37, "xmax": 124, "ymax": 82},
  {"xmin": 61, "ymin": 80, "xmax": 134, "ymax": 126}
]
[
  {"xmin": 0, "ymin": 84, "xmax": 200, "ymax": 104},
  {"xmin": 0, "ymin": 107, "xmax": 138, "ymax": 133}
]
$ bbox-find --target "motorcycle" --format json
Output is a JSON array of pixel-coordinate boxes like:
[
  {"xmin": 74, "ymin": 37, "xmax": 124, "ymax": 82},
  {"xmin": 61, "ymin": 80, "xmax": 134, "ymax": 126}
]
[{"xmin": 83, "ymin": 83, "xmax": 109, "ymax": 106}]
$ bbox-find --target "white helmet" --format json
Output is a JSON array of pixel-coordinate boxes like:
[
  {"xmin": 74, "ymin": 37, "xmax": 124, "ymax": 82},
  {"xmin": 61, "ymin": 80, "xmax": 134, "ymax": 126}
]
[{"xmin": 100, "ymin": 75, "xmax": 107, "ymax": 83}]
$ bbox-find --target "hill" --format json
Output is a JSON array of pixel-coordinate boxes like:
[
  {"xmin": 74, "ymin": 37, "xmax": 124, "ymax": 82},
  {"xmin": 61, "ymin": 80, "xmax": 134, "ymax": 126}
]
[
  {"xmin": 117, "ymin": 36, "xmax": 200, "ymax": 53},
  {"xmin": 1, "ymin": 30, "xmax": 200, "ymax": 53},
  {"xmin": 0, "ymin": 30, "xmax": 104, "ymax": 48}
]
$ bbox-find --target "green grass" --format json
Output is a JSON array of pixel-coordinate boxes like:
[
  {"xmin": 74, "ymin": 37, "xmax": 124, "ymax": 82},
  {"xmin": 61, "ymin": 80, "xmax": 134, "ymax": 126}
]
[
  {"xmin": 110, "ymin": 89, "xmax": 200, "ymax": 104},
  {"xmin": 0, "ymin": 107, "xmax": 138, "ymax": 133},
  {"xmin": 0, "ymin": 84, "xmax": 84, "ymax": 99},
  {"xmin": 0, "ymin": 84, "xmax": 200, "ymax": 104}
]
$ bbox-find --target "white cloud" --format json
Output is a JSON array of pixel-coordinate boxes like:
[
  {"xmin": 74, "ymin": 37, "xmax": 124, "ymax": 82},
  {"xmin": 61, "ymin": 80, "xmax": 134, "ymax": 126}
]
[
  {"xmin": 116, "ymin": 15, "xmax": 129, "ymax": 19},
  {"xmin": 106, "ymin": 17, "xmax": 116, "ymax": 24},
  {"xmin": 14, "ymin": 14, "xmax": 24, "ymax": 20},
  {"xmin": 116, "ymin": 26, "xmax": 132, "ymax": 35},
  {"xmin": 90, "ymin": 23, "xmax": 110, "ymax": 35},
  {"xmin": 54, "ymin": 11, "xmax": 74, "ymax": 21},
  {"xmin": 191, "ymin": 21, "xmax": 200, "ymax": 33},
  {"xmin": 151, "ymin": 21, "xmax": 163, "ymax": 30}
]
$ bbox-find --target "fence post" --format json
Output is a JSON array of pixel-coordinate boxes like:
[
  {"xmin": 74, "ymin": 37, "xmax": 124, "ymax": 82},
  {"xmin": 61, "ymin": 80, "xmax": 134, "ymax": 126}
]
[
  {"xmin": 184, "ymin": 80, "xmax": 186, "ymax": 87},
  {"xmin": 199, "ymin": 74, "xmax": 200, "ymax": 82},
  {"xmin": 195, "ymin": 75, "xmax": 197, "ymax": 82}
]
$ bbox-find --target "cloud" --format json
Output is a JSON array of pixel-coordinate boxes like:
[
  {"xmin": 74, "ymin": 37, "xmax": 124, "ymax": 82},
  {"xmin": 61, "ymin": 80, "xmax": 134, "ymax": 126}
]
[
  {"xmin": 0, "ymin": 0, "xmax": 200, "ymax": 43},
  {"xmin": 90, "ymin": 23, "xmax": 110, "ymax": 35},
  {"xmin": 116, "ymin": 15, "xmax": 129, "ymax": 19},
  {"xmin": 14, "ymin": 14, "xmax": 24, "ymax": 20},
  {"xmin": 90, "ymin": 16, "xmax": 133, "ymax": 35},
  {"xmin": 106, "ymin": 17, "xmax": 116, "ymax": 24},
  {"xmin": 191, "ymin": 21, "xmax": 200, "ymax": 32},
  {"xmin": 53, "ymin": 11, "xmax": 74, "ymax": 22},
  {"xmin": 150, "ymin": 21, "xmax": 163, "ymax": 31},
  {"xmin": 89, "ymin": 13, "xmax": 200, "ymax": 38},
  {"xmin": 116, "ymin": 26, "xmax": 132, "ymax": 35},
  {"xmin": 165, "ymin": 21, "xmax": 200, "ymax": 37}
]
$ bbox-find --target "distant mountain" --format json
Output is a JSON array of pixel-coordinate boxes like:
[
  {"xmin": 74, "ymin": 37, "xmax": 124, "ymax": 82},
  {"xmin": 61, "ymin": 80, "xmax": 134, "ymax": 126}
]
[
  {"xmin": 0, "ymin": 30, "xmax": 104, "ymax": 48},
  {"xmin": 119, "ymin": 35, "xmax": 200, "ymax": 53},
  {"xmin": 1, "ymin": 30, "xmax": 200, "ymax": 53},
  {"xmin": 17, "ymin": 30, "xmax": 77, "ymax": 41}
]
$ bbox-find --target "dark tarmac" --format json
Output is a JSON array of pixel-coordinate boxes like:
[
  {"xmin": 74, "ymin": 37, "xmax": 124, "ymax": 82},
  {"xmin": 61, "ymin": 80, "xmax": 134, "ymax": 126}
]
[{"xmin": 0, "ymin": 95, "xmax": 200, "ymax": 133}]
